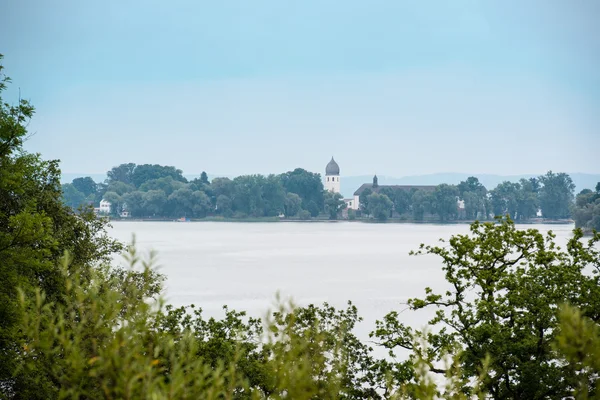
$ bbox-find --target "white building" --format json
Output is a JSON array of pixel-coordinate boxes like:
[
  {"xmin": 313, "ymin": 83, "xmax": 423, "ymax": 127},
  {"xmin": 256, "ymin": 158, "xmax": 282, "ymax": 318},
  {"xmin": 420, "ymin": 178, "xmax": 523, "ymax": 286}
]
[
  {"xmin": 324, "ymin": 157, "xmax": 341, "ymax": 193},
  {"xmin": 98, "ymin": 199, "xmax": 111, "ymax": 214}
]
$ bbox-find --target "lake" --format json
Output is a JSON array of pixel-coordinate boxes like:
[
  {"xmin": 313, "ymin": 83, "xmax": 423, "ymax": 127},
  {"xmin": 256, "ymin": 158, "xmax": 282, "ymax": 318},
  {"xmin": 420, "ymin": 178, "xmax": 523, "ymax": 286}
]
[{"xmin": 108, "ymin": 221, "xmax": 576, "ymax": 340}]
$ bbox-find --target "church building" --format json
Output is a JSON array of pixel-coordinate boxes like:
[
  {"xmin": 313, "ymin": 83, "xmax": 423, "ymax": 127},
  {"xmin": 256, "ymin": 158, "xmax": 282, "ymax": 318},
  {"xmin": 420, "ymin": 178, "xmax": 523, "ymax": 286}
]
[{"xmin": 324, "ymin": 157, "xmax": 357, "ymax": 210}]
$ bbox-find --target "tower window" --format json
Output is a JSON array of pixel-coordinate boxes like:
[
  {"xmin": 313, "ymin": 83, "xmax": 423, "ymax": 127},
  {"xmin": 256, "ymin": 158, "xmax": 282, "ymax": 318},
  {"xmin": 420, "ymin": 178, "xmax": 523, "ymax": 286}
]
[{"xmin": 327, "ymin": 177, "xmax": 329, "ymax": 182}]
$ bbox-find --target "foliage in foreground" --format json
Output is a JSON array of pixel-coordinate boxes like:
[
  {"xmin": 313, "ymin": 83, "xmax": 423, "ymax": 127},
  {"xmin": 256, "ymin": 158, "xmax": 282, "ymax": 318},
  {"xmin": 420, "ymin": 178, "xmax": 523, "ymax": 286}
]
[{"xmin": 372, "ymin": 217, "xmax": 600, "ymax": 399}]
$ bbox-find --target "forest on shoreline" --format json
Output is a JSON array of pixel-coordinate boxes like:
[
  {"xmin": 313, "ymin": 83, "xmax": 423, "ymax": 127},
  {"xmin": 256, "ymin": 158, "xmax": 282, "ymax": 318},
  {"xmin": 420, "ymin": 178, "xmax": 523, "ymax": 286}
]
[{"xmin": 62, "ymin": 162, "xmax": 600, "ymax": 229}]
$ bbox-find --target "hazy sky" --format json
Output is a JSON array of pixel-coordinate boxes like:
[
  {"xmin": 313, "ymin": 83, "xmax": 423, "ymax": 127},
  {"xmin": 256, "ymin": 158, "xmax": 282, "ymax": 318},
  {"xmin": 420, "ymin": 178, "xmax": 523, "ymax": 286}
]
[{"xmin": 1, "ymin": 0, "xmax": 598, "ymax": 177}]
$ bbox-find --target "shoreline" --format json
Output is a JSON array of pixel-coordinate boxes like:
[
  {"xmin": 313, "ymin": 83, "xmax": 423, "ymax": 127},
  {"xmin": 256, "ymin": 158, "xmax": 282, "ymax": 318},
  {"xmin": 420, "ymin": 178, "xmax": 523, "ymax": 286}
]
[{"xmin": 107, "ymin": 217, "xmax": 575, "ymax": 225}]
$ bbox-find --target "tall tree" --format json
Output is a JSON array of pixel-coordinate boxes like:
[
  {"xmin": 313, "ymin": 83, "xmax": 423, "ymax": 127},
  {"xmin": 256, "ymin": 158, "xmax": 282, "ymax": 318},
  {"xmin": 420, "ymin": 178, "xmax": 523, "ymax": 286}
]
[
  {"xmin": 431, "ymin": 184, "xmax": 459, "ymax": 221},
  {"xmin": 0, "ymin": 55, "xmax": 120, "ymax": 395},
  {"xmin": 143, "ymin": 190, "xmax": 167, "ymax": 216},
  {"xmin": 373, "ymin": 218, "xmax": 600, "ymax": 399},
  {"xmin": 284, "ymin": 193, "xmax": 302, "ymax": 217},
  {"xmin": 516, "ymin": 178, "xmax": 539, "ymax": 220},
  {"xmin": 324, "ymin": 191, "xmax": 346, "ymax": 220},
  {"xmin": 106, "ymin": 163, "xmax": 136, "ymax": 185},
  {"xmin": 490, "ymin": 181, "xmax": 519, "ymax": 218},
  {"xmin": 131, "ymin": 164, "xmax": 187, "ymax": 188},
  {"xmin": 71, "ymin": 176, "xmax": 97, "ymax": 198},
  {"xmin": 367, "ymin": 192, "xmax": 393, "ymax": 221},
  {"xmin": 279, "ymin": 168, "xmax": 324, "ymax": 211},
  {"xmin": 359, "ymin": 188, "xmax": 373, "ymax": 214},
  {"xmin": 411, "ymin": 189, "xmax": 432, "ymax": 221},
  {"xmin": 200, "ymin": 171, "xmax": 209, "ymax": 184},
  {"xmin": 61, "ymin": 183, "xmax": 87, "ymax": 209},
  {"xmin": 538, "ymin": 171, "xmax": 575, "ymax": 219}
]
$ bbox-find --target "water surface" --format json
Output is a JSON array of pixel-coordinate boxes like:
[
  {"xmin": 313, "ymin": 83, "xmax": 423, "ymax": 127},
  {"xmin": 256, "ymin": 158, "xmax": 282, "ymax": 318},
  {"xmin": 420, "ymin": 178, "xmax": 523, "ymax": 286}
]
[{"xmin": 108, "ymin": 221, "xmax": 575, "ymax": 338}]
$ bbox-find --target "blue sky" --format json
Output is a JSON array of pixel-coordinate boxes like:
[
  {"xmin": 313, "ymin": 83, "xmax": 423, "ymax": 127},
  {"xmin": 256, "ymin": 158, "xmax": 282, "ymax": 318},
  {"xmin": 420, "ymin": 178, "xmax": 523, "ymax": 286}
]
[{"xmin": 1, "ymin": 0, "xmax": 598, "ymax": 177}]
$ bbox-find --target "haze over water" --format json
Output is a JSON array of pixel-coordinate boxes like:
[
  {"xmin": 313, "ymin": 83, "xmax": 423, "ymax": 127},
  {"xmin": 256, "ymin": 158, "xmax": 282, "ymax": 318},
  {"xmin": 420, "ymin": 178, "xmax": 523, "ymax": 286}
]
[{"xmin": 109, "ymin": 222, "xmax": 576, "ymax": 340}]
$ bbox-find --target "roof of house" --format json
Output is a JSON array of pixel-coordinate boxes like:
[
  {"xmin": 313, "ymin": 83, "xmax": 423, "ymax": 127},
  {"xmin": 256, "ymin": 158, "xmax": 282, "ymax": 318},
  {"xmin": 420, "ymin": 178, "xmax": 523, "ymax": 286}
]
[{"xmin": 353, "ymin": 183, "xmax": 436, "ymax": 196}]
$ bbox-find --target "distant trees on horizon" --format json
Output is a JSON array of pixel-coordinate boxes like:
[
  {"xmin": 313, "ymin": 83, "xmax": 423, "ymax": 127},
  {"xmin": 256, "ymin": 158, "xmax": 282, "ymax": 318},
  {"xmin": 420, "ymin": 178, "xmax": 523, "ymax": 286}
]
[{"xmin": 61, "ymin": 162, "xmax": 596, "ymax": 224}]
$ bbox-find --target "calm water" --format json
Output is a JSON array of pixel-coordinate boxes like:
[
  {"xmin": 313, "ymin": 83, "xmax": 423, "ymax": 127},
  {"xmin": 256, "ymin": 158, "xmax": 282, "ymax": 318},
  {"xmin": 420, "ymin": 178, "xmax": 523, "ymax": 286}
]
[{"xmin": 108, "ymin": 221, "xmax": 576, "ymax": 339}]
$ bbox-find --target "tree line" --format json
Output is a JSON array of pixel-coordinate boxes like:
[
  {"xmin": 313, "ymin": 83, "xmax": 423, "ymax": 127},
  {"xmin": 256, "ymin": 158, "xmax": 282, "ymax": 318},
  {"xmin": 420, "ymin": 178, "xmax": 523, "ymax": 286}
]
[
  {"xmin": 62, "ymin": 163, "xmax": 347, "ymax": 220},
  {"xmin": 63, "ymin": 163, "xmax": 595, "ymax": 224},
  {"xmin": 359, "ymin": 172, "xmax": 584, "ymax": 222},
  {"xmin": 2, "ymin": 53, "xmax": 600, "ymax": 399}
]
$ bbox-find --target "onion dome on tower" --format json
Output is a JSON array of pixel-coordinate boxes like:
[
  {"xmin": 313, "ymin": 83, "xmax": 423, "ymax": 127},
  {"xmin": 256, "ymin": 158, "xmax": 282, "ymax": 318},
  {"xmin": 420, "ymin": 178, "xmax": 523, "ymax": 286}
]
[{"xmin": 325, "ymin": 157, "xmax": 340, "ymax": 176}]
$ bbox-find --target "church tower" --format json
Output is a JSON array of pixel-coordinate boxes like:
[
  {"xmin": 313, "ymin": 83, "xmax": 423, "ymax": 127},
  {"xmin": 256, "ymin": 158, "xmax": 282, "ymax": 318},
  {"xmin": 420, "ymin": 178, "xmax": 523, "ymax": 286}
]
[{"xmin": 325, "ymin": 157, "xmax": 340, "ymax": 193}]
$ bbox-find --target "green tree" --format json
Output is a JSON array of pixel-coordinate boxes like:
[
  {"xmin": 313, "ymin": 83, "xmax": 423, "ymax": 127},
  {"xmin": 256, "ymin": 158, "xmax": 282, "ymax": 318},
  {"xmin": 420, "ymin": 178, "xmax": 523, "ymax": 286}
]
[
  {"xmin": 143, "ymin": 189, "xmax": 167, "ymax": 216},
  {"xmin": 0, "ymin": 54, "xmax": 120, "ymax": 396},
  {"xmin": 324, "ymin": 191, "xmax": 346, "ymax": 220},
  {"xmin": 139, "ymin": 176, "xmax": 185, "ymax": 196},
  {"xmin": 458, "ymin": 177, "xmax": 488, "ymax": 220},
  {"xmin": 71, "ymin": 176, "xmax": 97, "ymax": 198},
  {"xmin": 373, "ymin": 218, "xmax": 600, "ymax": 399},
  {"xmin": 392, "ymin": 189, "xmax": 411, "ymax": 215},
  {"xmin": 192, "ymin": 190, "xmax": 212, "ymax": 218},
  {"xmin": 515, "ymin": 178, "xmax": 539, "ymax": 220},
  {"xmin": 200, "ymin": 171, "xmax": 209, "ymax": 184},
  {"xmin": 284, "ymin": 192, "xmax": 302, "ymax": 217},
  {"xmin": 262, "ymin": 174, "xmax": 286, "ymax": 217},
  {"xmin": 572, "ymin": 184, "xmax": 600, "ymax": 231},
  {"xmin": 122, "ymin": 190, "xmax": 145, "ymax": 217},
  {"xmin": 538, "ymin": 171, "xmax": 575, "ymax": 219},
  {"xmin": 106, "ymin": 162, "xmax": 136, "ymax": 185},
  {"xmin": 279, "ymin": 168, "xmax": 324, "ymax": 212},
  {"xmin": 367, "ymin": 192, "xmax": 393, "ymax": 221},
  {"xmin": 102, "ymin": 191, "xmax": 123, "ymax": 216},
  {"xmin": 61, "ymin": 183, "xmax": 87, "ymax": 209},
  {"xmin": 131, "ymin": 164, "xmax": 187, "ymax": 188},
  {"xmin": 359, "ymin": 188, "xmax": 373, "ymax": 215},
  {"xmin": 106, "ymin": 180, "xmax": 135, "ymax": 196},
  {"xmin": 411, "ymin": 189, "xmax": 432, "ymax": 221},
  {"xmin": 306, "ymin": 200, "xmax": 320, "ymax": 218},
  {"xmin": 215, "ymin": 194, "xmax": 232, "ymax": 216},
  {"xmin": 431, "ymin": 184, "xmax": 459, "ymax": 221},
  {"xmin": 168, "ymin": 187, "xmax": 195, "ymax": 217},
  {"xmin": 490, "ymin": 181, "xmax": 519, "ymax": 218}
]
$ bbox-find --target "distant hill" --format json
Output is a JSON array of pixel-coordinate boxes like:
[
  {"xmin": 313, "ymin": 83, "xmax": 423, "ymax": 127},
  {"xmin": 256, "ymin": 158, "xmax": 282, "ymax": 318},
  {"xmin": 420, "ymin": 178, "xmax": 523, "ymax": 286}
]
[
  {"xmin": 61, "ymin": 171, "xmax": 600, "ymax": 199},
  {"xmin": 339, "ymin": 173, "xmax": 600, "ymax": 198}
]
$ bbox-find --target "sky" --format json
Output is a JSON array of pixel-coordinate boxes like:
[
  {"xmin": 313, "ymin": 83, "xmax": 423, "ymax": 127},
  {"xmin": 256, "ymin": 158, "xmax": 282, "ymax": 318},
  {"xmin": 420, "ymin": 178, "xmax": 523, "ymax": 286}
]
[{"xmin": 1, "ymin": 0, "xmax": 599, "ymax": 177}]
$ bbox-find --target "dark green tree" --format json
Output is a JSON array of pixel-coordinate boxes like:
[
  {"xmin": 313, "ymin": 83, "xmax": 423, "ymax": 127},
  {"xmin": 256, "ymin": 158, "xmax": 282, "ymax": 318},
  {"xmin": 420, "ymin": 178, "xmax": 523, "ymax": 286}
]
[
  {"xmin": 106, "ymin": 163, "xmax": 136, "ymax": 185},
  {"xmin": 200, "ymin": 171, "xmax": 209, "ymax": 184},
  {"xmin": 61, "ymin": 183, "xmax": 87, "ymax": 209},
  {"xmin": 515, "ymin": 178, "xmax": 539, "ymax": 220},
  {"xmin": 216, "ymin": 194, "xmax": 233, "ymax": 216},
  {"xmin": 284, "ymin": 193, "xmax": 302, "ymax": 217},
  {"xmin": 324, "ymin": 191, "xmax": 346, "ymax": 220},
  {"xmin": 71, "ymin": 176, "xmax": 97, "ymax": 198},
  {"xmin": 143, "ymin": 190, "xmax": 168, "ymax": 216},
  {"xmin": 538, "ymin": 171, "xmax": 575, "ymax": 219},
  {"xmin": 122, "ymin": 191, "xmax": 145, "ymax": 217},
  {"xmin": 306, "ymin": 200, "xmax": 320, "ymax": 218},
  {"xmin": 168, "ymin": 188, "xmax": 195, "ymax": 217},
  {"xmin": 192, "ymin": 190, "xmax": 212, "ymax": 218},
  {"xmin": 367, "ymin": 192, "xmax": 393, "ymax": 221},
  {"xmin": 131, "ymin": 164, "xmax": 187, "ymax": 188},
  {"xmin": 139, "ymin": 176, "xmax": 185, "ymax": 196},
  {"xmin": 431, "ymin": 184, "xmax": 459, "ymax": 221},
  {"xmin": 359, "ymin": 188, "xmax": 373, "ymax": 215},
  {"xmin": 490, "ymin": 181, "xmax": 519, "ymax": 218},
  {"xmin": 0, "ymin": 55, "xmax": 120, "ymax": 397},
  {"xmin": 411, "ymin": 189, "xmax": 432, "ymax": 221},
  {"xmin": 279, "ymin": 168, "xmax": 324, "ymax": 211}
]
